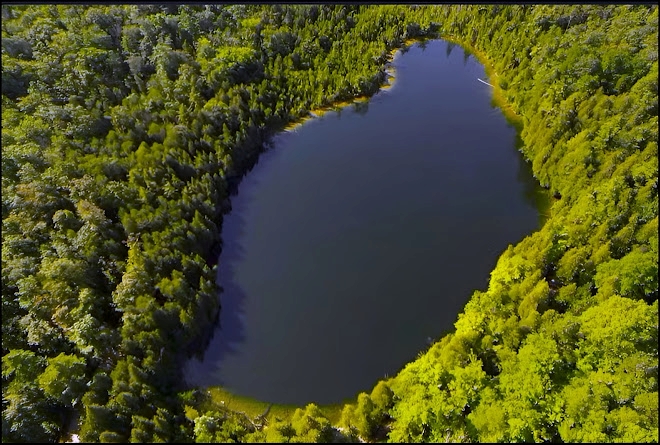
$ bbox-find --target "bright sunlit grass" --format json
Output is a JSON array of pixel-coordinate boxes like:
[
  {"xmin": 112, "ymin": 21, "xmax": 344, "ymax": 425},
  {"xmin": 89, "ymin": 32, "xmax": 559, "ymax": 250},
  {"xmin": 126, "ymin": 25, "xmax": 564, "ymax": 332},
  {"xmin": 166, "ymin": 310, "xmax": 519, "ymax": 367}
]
[{"xmin": 201, "ymin": 386, "xmax": 347, "ymax": 424}]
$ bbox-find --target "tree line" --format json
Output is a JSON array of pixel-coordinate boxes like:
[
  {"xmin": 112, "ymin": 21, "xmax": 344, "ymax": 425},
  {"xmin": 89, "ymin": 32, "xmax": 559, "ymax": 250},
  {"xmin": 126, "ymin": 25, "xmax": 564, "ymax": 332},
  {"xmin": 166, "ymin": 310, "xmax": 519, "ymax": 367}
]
[{"xmin": 2, "ymin": 4, "xmax": 657, "ymax": 443}]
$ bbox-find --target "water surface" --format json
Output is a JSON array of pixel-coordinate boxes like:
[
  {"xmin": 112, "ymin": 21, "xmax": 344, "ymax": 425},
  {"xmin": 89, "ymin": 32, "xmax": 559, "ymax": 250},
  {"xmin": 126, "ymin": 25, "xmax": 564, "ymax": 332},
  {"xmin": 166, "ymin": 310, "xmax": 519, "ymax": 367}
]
[{"xmin": 184, "ymin": 40, "xmax": 545, "ymax": 405}]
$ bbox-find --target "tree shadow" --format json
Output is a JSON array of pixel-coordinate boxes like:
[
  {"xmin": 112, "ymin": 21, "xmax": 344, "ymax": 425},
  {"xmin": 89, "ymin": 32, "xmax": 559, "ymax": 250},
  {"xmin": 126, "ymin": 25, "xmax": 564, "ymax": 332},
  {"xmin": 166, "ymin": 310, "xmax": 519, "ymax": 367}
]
[
  {"xmin": 514, "ymin": 142, "xmax": 552, "ymax": 227},
  {"xmin": 183, "ymin": 197, "xmax": 251, "ymax": 388},
  {"xmin": 184, "ymin": 137, "xmax": 285, "ymax": 389},
  {"xmin": 352, "ymin": 100, "xmax": 369, "ymax": 116}
]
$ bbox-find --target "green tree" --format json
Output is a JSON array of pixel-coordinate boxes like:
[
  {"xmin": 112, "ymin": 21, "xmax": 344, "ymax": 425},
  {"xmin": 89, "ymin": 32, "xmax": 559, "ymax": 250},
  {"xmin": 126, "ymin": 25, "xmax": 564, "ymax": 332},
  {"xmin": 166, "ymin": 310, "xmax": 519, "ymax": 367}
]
[{"xmin": 37, "ymin": 353, "xmax": 88, "ymax": 406}]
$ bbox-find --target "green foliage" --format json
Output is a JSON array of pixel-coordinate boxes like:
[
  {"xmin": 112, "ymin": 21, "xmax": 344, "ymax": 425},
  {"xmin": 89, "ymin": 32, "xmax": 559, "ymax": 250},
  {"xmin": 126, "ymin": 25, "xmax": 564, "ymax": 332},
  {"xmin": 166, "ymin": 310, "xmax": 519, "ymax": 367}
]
[
  {"xmin": 2, "ymin": 4, "xmax": 657, "ymax": 443},
  {"xmin": 385, "ymin": 5, "xmax": 658, "ymax": 444},
  {"xmin": 37, "ymin": 353, "xmax": 88, "ymax": 406},
  {"xmin": 289, "ymin": 404, "xmax": 334, "ymax": 442},
  {"xmin": 339, "ymin": 391, "xmax": 389, "ymax": 441},
  {"xmin": 370, "ymin": 380, "xmax": 395, "ymax": 413},
  {"xmin": 2, "ymin": 349, "xmax": 45, "ymax": 382},
  {"xmin": 594, "ymin": 248, "xmax": 658, "ymax": 301}
]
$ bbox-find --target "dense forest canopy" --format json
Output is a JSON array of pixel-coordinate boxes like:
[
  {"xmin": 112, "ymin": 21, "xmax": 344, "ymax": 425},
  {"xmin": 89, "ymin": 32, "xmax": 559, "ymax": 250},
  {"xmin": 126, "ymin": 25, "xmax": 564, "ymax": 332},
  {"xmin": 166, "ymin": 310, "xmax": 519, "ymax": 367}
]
[{"xmin": 2, "ymin": 4, "xmax": 657, "ymax": 443}]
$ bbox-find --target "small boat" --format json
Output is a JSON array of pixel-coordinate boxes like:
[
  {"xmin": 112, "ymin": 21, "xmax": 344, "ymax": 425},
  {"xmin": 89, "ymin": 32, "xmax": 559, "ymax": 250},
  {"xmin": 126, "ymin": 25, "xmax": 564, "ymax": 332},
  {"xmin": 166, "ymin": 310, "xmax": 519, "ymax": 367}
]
[{"xmin": 477, "ymin": 78, "xmax": 494, "ymax": 87}]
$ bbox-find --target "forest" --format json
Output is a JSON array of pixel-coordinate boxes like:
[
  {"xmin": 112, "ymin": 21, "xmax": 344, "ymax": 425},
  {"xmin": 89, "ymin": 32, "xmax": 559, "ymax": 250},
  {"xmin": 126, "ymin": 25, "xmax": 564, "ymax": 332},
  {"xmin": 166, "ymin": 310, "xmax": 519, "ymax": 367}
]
[{"xmin": 2, "ymin": 4, "xmax": 657, "ymax": 443}]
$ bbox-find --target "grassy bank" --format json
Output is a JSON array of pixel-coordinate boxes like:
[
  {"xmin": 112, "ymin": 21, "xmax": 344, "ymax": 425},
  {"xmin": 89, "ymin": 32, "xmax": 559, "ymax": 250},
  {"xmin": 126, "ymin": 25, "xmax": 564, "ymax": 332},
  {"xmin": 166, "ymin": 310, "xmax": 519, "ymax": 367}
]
[{"xmin": 198, "ymin": 386, "xmax": 348, "ymax": 425}]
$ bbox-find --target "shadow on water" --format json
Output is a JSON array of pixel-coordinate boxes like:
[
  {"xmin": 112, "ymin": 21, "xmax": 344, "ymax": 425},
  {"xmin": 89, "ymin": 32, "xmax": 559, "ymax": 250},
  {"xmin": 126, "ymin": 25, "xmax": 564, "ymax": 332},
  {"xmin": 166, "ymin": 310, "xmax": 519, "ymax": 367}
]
[
  {"xmin": 415, "ymin": 39, "xmax": 429, "ymax": 51},
  {"xmin": 185, "ymin": 138, "xmax": 284, "ymax": 388},
  {"xmin": 184, "ymin": 202, "xmax": 251, "ymax": 388},
  {"xmin": 514, "ymin": 140, "xmax": 552, "ymax": 226},
  {"xmin": 498, "ymin": 107, "xmax": 552, "ymax": 226},
  {"xmin": 481, "ymin": 77, "xmax": 552, "ymax": 227},
  {"xmin": 462, "ymin": 47, "xmax": 472, "ymax": 66},
  {"xmin": 456, "ymin": 39, "xmax": 549, "ymax": 227},
  {"xmin": 352, "ymin": 100, "xmax": 369, "ymax": 116},
  {"xmin": 446, "ymin": 40, "xmax": 456, "ymax": 58}
]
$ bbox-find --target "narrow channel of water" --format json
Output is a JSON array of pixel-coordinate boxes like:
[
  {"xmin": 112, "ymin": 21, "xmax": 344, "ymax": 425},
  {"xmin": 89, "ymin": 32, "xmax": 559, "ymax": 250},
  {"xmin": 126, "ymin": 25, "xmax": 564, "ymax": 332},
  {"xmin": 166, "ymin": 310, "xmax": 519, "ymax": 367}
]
[{"xmin": 184, "ymin": 39, "xmax": 546, "ymax": 405}]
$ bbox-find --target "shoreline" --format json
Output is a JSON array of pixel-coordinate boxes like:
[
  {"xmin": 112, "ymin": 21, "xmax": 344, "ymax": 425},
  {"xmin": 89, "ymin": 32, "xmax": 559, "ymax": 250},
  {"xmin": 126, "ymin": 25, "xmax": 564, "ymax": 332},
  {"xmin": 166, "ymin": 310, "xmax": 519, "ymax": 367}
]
[
  {"xmin": 441, "ymin": 35, "xmax": 522, "ymax": 128},
  {"xmin": 442, "ymin": 34, "xmax": 554, "ymax": 224},
  {"xmin": 199, "ymin": 386, "xmax": 350, "ymax": 426},
  {"xmin": 178, "ymin": 41, "xmax": 418, "ymax": 423},
  {"xmin": 281, "ymin": 39, "xmax": 419, "ymax": 134},
  {"xmin": 195, "ymin": 34, "xmax": 552, "ymax": 424}
]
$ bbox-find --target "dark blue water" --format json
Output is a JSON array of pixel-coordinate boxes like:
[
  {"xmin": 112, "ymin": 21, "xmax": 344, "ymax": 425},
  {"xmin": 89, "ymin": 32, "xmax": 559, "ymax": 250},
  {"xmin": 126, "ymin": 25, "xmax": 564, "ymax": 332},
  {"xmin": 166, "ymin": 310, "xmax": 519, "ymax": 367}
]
[{"xmin": 184, "ymin": 40, "xmax": 545, "ymax": 405}]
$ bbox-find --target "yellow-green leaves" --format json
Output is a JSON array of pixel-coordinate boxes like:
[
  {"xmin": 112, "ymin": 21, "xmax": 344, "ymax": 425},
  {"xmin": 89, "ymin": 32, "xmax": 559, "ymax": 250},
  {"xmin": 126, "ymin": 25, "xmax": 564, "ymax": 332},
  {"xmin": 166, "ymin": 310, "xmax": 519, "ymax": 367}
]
[
  {"xmin": 594, "ymin": 249, "xmax": 659, "ymax": 301},
  {"xmin": 37, "ymin": 353, "xmax": 87, "ymax": 406}
]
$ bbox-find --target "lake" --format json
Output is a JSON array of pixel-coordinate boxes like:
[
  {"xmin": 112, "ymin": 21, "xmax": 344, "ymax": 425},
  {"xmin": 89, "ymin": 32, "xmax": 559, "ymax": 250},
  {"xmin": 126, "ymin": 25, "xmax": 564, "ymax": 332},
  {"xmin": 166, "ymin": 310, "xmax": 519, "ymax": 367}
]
[{"xmin": 184, "ymin": 39, "xmax": 546, "ymax": 405}]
